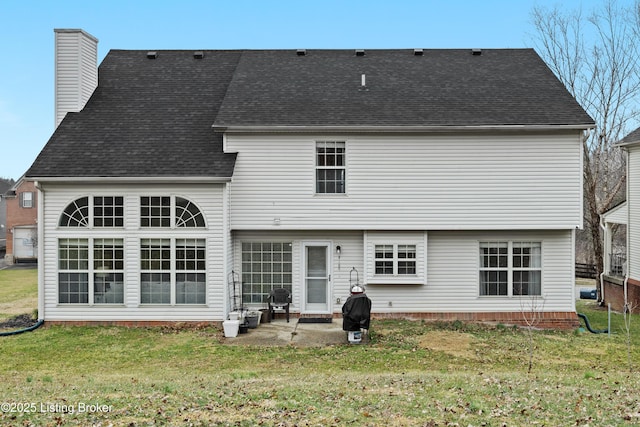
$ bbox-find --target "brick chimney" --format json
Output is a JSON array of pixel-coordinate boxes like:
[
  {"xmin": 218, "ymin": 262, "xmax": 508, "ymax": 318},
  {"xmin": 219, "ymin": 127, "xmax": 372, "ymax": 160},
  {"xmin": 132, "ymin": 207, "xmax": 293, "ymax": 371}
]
[{"xmin": 54, "ymin": 29, "xmax": 98, "ymax": 128}]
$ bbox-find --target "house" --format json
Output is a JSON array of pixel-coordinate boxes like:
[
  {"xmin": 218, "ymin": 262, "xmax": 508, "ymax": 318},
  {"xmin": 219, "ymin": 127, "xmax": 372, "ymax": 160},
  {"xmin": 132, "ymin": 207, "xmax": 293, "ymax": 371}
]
[
  {"xmin": 25, "ymin": 29, "xmax": 594, "ymax": 327},
  {"xmin": 601, "ymin": 126, "xmax": 640, "ymax": 311},
  {"xmin": 0, "ymin": 178, "xmax": 14, "ymax": 254},
  {"xmin": 3, "ymin": 178, "xmax": 38, "ymax": 264}
]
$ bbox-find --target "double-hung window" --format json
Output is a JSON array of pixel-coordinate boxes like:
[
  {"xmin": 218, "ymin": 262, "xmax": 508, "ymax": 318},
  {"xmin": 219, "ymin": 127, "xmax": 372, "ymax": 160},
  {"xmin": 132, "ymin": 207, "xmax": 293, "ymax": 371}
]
[
  {"xmin": 375, "ymin": 244, "xmax": 417, "ymax": 276},
  {"xmin": 140, "ymin": 238, "xmax": 206, "ymax": 305},
  {"xmin": 479, "ymin": 241, "xmax": 541, "ymax": 296},
  {"xmin": 58, "ymin": 238, "xmax": 124, "ymax": 304},
  {"xmin": 20, "ymin": 192, "xmax": 34, "ymax": 208},
  {"xmin": 315, "ymin": 141, "xmax": 346, "ymax": 194}
]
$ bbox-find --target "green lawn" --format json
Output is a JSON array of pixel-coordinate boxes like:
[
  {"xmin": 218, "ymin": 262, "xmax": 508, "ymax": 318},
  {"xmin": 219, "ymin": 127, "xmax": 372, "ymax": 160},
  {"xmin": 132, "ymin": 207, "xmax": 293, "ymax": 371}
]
[
  {"xmin": 1, "ymin": 269, "xmax": 639, "ymax": 426},
  {"xmin": 0, "ymin": 268, "xmax": 37, "ymax": 322}
]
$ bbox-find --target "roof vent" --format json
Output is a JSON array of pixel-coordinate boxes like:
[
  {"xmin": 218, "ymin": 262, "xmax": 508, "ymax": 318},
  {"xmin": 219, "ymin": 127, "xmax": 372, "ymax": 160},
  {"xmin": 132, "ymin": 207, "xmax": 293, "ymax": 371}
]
[
  {"xmin": 355, "ymin": 49, "xmax": 365, "ymax": 56},
  {"xmin": 413, "ymin": 48, "xmax": 424, "ymax": 56},
  {"xmin": 296, "ymin": 49, "xmax": 307, "ymax": 56},
  {"xmin": 193, "ymin": 51, "xmax": 204, "ymax": 59},
  {"xmin": 471, "ymin": 48, "xmax": 482, "ymax": 56},
  {"xmin": 147, "ymin": 51, "xmax": 157, "ymax": 59}
]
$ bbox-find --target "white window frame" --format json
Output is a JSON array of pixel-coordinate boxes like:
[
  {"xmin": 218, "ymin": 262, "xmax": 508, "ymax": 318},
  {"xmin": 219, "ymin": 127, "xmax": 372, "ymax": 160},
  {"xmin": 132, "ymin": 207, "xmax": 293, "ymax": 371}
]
[
  {"xmin": 240, "ymin": 242, "xmax": 293, "ymax": 305},
  {"xmin": 374, "ymin": 244, "xmax": 417, "ymax": 276},
  {"xmin": 57, "ymin": 238, "xmax": 125, "ymax": 305},
  {"xmin": 59, "ymin": 196, "xmax": 125, "ymax": 228},
  {"xmin": 478, "ymin": 241, "xmax": 542, "ymax": 297},
  {"xmin": 315, "ymin": 141, "xmax": 346, "ymax": 195},
  {"xmin": 365, "ymin": 232, "xmax": 427, "ymax": 285},
  {"xmin": 140, "ymin": 195, "xmax": 206, "ymax": 228},
  {"xmin": 20, "ymin": 192, "xmax": 34, "ymax": 208},
  {"xmin": 140, "ymin": 238, "xmax": 207, "ymax": 305}
]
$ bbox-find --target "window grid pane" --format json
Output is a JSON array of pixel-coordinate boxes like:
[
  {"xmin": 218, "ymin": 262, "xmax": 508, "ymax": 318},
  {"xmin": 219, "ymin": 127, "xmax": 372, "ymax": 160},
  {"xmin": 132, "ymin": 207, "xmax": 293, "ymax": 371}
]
[
  {"xmin": 141, "ymin": 273, "xmax": 171, "ymax": 304},
  {"xmin": 175, "ymin": 239, "xmax": 206, "ymax": 304},
  {"xmin": 58, "ymin": 273, "xmax": 89, "ymax": 303},
  {"xmin": 140, "ymin": 196, "xmax": 171, "ymax": 227},
  {"xmin": 93, "ymin": 238, "xmax": 124, "ymax": 304},
  {"xmin": 59, "ymin": 197, "xmax": 89, "ymax": 227},
  {"xmin": 512, "ymin": 242, "xmax": 542, "ymax": 296},
  {"xmin": 140, "ymin": 239, "xmax": 171, "ymax": 270},
  {"xmin": 242, "ymin": 242, "xmax": 292, "ymax": 304},
  {"xmin": 479, "ymin": 242, "xmax": 542, "ymax": 296},
  {"xmin": 93, "ymin": 196, "xmax": 124, "ymax": 227},
  {"xmin": 175, "ymin": 197, "xmax": 205, "ymax": 228},
  {"xmin": 316, "ymin": 141, "xmax": 346, "ymax": 194}
]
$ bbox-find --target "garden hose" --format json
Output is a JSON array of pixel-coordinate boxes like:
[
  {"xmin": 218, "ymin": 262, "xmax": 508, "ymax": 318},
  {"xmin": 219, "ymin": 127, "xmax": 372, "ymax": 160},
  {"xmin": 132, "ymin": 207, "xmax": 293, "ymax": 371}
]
[
  {"xmin": 0, "ymin": 320, "xmax": 44, "ymax": 337},
  {"xmin": 577, "ymin": 313, "xmax": 608, "ymax": 334}
]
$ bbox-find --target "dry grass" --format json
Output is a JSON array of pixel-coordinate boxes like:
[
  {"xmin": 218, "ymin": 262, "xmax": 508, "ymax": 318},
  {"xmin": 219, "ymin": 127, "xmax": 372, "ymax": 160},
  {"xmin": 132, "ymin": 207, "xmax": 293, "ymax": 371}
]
[
  {"xmin": 1, "ymin": 269, "xmax": 640, "ymax": 425},
  {"xmin": 0, "ymin": 269, "xmax": 37, "ymax": 322}
]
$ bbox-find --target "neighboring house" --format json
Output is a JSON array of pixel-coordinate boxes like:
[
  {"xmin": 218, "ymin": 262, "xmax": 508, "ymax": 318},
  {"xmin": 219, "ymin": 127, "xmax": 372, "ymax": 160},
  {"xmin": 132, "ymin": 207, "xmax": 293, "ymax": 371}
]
[
  {"xmin": 601, "ymin": 126, "xmax": 640, "ymax": 311},
  {"xmin": 0, "ymin": 178, "xmax": 14, "ymax": 253},
  {"xmin": 4, "ymin": 178, "xmax": 38, "ymax": 264},
  {"xmin": 25, "ymin": 29, "xmax": 594, "ymax": 327}
]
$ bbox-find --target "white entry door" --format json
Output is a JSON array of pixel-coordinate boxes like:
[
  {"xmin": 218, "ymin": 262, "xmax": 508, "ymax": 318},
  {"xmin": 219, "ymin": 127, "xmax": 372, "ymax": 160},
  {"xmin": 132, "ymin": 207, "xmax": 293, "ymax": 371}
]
[{"xmin": 303, "ymin": 242, "xmax": 331, "ymax": 313}]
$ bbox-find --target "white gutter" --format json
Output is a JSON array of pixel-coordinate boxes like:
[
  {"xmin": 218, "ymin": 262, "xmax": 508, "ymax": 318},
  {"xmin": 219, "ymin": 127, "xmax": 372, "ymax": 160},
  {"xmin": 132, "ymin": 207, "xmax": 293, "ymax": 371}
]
[
  {"xmin": 34, "ymin": 181, "xmax": 45, "ymax": 322},
  {"xmin": 27, "ymin": 176, "xmax": 232, "ymax": 184},
  {"xmin": 213, "ymin": 124, "xmax": 595, "ymax": 134}
]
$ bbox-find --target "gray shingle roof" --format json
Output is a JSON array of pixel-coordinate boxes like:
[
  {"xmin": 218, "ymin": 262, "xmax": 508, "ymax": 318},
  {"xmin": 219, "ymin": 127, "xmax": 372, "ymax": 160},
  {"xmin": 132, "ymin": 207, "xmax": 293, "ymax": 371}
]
[
  {"xmin": 27, "ymin": 50, "xmax": 241, "ymax": 178},
  {"xmin": 620, "ymin": 126, "xmax": 640, "ymax": 145},
  {"xmin": 214, "ymin": 49, "xmax": 594, "ymax": 128},
  {"xmin": 27, "ymin": 48, "xmax": 593, "ymax": 179}
]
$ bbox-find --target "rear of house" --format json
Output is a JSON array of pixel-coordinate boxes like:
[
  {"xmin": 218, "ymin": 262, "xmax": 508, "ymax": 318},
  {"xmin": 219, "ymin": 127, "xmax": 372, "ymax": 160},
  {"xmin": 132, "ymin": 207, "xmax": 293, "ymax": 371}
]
[
  {"xmin": 601, "ymin": 127, "xmax": 640, "ymax": 311},
  {"xmin": 25, "ymin": 30, "xmax": 594, "ymax": 327}
]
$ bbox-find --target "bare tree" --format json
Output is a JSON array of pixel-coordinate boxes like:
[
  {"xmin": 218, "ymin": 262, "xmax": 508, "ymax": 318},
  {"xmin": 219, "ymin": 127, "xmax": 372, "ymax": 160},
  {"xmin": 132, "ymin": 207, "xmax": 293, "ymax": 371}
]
[
  {"xmin": 623, "ymin": 301, "xmax": 636, "ymax": 372},
  {"xmin": 521, "ymin": 296, "xmax": 546, "ymax": 374},
  {"xmin": 530, "ymin": 1, "xmax": 640, "ymax": 294}
]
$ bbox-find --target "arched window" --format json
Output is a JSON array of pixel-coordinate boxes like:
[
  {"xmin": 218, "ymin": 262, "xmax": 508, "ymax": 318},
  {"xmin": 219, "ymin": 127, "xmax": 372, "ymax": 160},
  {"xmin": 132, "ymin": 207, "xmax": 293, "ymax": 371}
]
[
  {"xmin": 175, "ymin": 197, "xmax": 205, "ymax": 227},
  {"xmin": 140, "ymin": 196, "xmax": 205, "ymax": 228},
  {"xmin": 59, "ymin": 197, "xmax": 89, "ymax": 227}
]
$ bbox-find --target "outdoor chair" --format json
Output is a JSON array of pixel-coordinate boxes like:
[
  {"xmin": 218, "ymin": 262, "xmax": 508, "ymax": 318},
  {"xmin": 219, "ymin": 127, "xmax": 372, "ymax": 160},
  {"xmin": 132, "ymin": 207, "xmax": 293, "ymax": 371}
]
[{"xmin": 268, "ymin": 288, "xmax": 291, "ymax": 322}]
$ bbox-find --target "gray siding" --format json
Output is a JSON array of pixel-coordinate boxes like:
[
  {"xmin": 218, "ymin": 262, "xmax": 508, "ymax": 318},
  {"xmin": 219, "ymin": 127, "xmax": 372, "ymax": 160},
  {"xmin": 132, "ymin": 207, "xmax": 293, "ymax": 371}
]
[
  {"xmin": 226, "ymin": 132, "xmax": 583, "ymax": 230},
  {"xmin": 231, "ymin": 229, "xmax": 575, "ymax": 315},
  {"xmin": 629, "ymin": 146, "xmax": 640, "ymax": 280},
  {"xmin": 54, "ymin": 29, "xmax": 98, "ymax": 128}
]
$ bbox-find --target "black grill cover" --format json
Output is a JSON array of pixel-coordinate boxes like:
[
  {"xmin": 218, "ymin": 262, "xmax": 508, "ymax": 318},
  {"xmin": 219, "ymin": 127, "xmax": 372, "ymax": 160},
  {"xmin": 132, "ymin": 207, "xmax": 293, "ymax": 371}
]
[{"xmin": 342, "ymin": 293, "xmax": 372, "ymax": 331}]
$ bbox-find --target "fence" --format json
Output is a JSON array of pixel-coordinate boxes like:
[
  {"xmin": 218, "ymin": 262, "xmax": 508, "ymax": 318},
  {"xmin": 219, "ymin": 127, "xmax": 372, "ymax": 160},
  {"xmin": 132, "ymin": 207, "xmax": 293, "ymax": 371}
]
[{"xmin": 575, "ymin": 263, "xmax": 597, "ymax": 279}]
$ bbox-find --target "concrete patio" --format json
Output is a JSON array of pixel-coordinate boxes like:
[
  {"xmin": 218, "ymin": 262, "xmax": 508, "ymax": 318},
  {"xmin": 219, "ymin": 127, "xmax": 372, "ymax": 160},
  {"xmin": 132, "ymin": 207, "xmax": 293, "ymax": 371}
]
[{"xmin": 223, "ymin": 318, "xmax": 368, "ymax": 347}]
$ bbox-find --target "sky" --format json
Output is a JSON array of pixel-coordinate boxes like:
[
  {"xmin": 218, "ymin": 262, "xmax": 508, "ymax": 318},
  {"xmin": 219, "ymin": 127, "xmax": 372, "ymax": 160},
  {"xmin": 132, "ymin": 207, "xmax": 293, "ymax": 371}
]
[{"xmin": 0, "ymin": 0, "xmax": 617, "ymax": 181}]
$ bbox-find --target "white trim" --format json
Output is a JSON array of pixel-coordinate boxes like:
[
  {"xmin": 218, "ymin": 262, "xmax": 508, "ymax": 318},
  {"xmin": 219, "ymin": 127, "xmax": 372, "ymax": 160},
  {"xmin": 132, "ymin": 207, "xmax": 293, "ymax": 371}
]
[
  {"xmin": 29, "ymin": 176, "xmax": 232, "ymax": 185},
  {"xmin": 477, "ymin": 240, "xmax": 543, "ymax": 298},
  {"xmin": 301, "ymin": 240, "xmax": 332, "ymax": 314},
  {"xmin": 36, "ymin": 183, "xmax": 45, "ymax": 321},
  {"xmin": 214, "ymin": 124, "xmax": 595, "ymax": 134}
]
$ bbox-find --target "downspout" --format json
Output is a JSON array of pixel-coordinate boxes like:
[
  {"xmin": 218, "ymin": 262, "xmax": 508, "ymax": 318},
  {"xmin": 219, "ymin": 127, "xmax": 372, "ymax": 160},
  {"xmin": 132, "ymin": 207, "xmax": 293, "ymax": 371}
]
[
  {"xmin": 624, "ymin": 146, "xmax": 630, "ymax": 311},
  {"xmin": 599, "ymin": 214, "xmax": 607, "ymax": 304},
  {"xmin": 34, "ymin": 181, "xmax": 45, "ymax": 322}
]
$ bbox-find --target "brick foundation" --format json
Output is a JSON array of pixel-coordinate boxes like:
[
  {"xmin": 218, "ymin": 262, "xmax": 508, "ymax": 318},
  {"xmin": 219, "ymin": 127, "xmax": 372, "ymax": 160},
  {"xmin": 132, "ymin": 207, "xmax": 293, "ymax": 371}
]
[
  {"xmin": 45, "ymin": 311, "xmax": 580, "ymax": 330},
  {"xmin": 603, "ymin": 276, "xmax": 640, "ymax": 312},
  {"xmin": 370, "ymin": 311, "xmax": 580, "ymax": 329}
]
